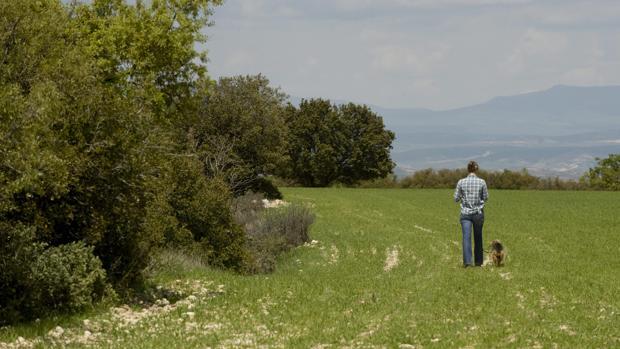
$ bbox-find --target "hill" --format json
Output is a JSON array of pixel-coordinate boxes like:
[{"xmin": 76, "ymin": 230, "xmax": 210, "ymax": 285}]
[
  {"xmin": 374, "ymin": 85, "xmax": 620, "ymax": 178},
  {"xmin": 291, "ymin": 86, "xmax": 620, "ymax": 178}
]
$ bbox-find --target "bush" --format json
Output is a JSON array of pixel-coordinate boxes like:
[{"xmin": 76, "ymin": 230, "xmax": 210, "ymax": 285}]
[
  {"xmin": 0, "ymin": 223, "xmax": 40, "ymax": 324},
  {"xmin": 233, "ymin": 193, "xmax": 315, "ymax": 273},
  {"xmin": 29, "ymin": 242, "xmax": 109, "ymax": 314},
  {"xmin": 231, "ymin": 191, "xmax": 266, "ymax": 228},
  {"xmin": 260, "ymin": 205, "xmax": 315, "ymax": 247},
  {"xmin": 166, "ymin": 157, "xmax": 249, "ymax": 270},
  {"xmin": 397, "ymin": 168, "xmax": 586, "ymax": 190},
  {"xmin": 0, "ymin": 223, "xmax": 109, "ymax": 325},
  {"xmin": 581, "ymin": 154, "xmax": 620, "ymax": 191}
]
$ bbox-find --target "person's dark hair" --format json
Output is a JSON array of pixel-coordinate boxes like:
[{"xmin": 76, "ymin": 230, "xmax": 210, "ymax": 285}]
[{"xmin": 467, "ymin": 161, "xmax": 479, "ymax": 173}]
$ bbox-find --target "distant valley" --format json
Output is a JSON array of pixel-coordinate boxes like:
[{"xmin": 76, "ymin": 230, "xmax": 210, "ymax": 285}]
[{"xmin": 294, "ymin": 85, "xmax": 620, "ymax": 179}]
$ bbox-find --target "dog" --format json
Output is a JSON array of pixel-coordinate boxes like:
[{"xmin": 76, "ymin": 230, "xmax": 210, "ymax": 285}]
[{"xmin": 488, "ymin": 239, "xmax": 506, "ymax": 267}]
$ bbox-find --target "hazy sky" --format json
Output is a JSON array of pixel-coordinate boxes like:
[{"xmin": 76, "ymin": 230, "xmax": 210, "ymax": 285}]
[{"xmin": 203, "ymin": 0, "xmax": 620, "ymax": 110}]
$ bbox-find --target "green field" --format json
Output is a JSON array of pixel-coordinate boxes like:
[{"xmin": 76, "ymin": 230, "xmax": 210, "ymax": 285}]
[{"xmin": 1, "ymin": 188, "xmax": 619, "ymax": 348}]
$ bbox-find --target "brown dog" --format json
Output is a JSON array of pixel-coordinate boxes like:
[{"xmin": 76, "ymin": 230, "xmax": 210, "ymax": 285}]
[{"xmin": 489, "ymin": 240, "xmax": 506, "ymax": 267}]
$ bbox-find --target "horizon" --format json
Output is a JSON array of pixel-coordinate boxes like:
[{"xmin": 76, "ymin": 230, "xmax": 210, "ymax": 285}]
[{"xmin": 290, "ymin": 83, "xmax": 620, "ymax": 112}]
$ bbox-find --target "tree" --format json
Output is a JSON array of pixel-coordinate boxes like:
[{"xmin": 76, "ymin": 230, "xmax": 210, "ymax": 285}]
[
  {"xmin": 1, "ymin": 0, "xmax": 241, "ymax": 299},
  {"xmin": 71, "ymin": 0, "xmax": 252, "ymax": 272},
  {"xmin": 0, "ymin": 0, "xmax": 157, "ymax": 321},
  {"xmin": 581, "ymin": 154, "xmax": 620, "ymax": 190},
  {"xmin": 196, "ymin": 75, "xmax": 289, "ymax": 196},
  {"xmin": 337, "ymin": 103, "xmax": 396, "ymax": 184},
  {"xmin": 74, "ymin": 0, "xmax": 222, "ymax": 116},
  {"xmin": 284, "ymin": 99, "xmax": 395, "ymax": 187}
]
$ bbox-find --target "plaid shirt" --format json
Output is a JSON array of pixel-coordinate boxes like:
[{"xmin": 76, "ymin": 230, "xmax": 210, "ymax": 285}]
[{"xmin": 454, "ymin": 173, "xmax": 489, "ymax": 215}]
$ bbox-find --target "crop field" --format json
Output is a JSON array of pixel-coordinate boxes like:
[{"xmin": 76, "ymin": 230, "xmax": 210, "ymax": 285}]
[{"xmin": 1, "ymin": 188, "xmax": 619, "ymax": 348}]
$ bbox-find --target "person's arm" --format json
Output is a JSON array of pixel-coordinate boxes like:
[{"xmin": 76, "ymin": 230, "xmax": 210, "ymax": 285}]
[
  {"xmin": 481, "ymin": 181, "xmax": 489, "ymax": 202},
  {"xmin": 454, "ymin": 180, "xmax": 462, "ymax": 202}
]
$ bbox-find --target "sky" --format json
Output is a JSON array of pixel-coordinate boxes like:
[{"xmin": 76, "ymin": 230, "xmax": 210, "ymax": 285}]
[{"xmin": 202, "ymin": 0, "xmax": 620, "ymax": 110}]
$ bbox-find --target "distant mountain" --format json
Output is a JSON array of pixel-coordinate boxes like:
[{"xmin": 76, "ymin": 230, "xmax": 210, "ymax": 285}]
[
  {"xmin": 290, "ymin": 85, "xmax": 620, "ymax": 179},
  {"xmin": 382, "ymin": 85, "xmax": 620, "ymax": 136}
]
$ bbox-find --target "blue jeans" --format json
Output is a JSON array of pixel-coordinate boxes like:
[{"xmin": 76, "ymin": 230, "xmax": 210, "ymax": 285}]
[{"xmin": 460, "ymin": 212, "xmax": 484, "ymax": 266}]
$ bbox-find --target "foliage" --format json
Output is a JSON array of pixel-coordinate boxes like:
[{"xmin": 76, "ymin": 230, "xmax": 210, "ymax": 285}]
[
  {"xmin": 142, "ymin": 154, "xmax": 249, "ymax": 271},
  {"xmin": 398, "ymin": 168, "xmax": 585, "ymax": 190},
  {"xmin": 581, "ymin": 154, "xmax": 620, "ymax": 190},
  {"xmin": 0, "ymin": 223, "xmax": 108, "ymax": 325},
  {"xmin": 284, "ymin": 99, "xmax": 395, "ymax": 187},
  {"xmin": 29, "ymin": 242, "xmax": 109, "ymax": 314},
  {"xmin": 231, "ymin": 191, "xmax": 266, "ymax": 228},
  {"xmin": 73, "ymin": 0, "xmax": 222, "ymax": 121},
  {"xmin": 232, "ymin": 193, "xmax": 315, "ymax": 273},
  {"xmin": 196, "ymin": 75, "xmax": 289, "ymax": 196},
  {"xmin": 0, "ymin": 0, "xmax": 248, "ymax": 324},
  {"xmin": 1, "ymin": 0, "xmax": 159, "ymax": 287}
]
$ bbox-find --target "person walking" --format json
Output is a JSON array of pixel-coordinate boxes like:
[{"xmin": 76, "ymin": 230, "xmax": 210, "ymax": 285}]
[{"xmin": 454, "ymin": 161, "xmax": 489, "ymax": 267}]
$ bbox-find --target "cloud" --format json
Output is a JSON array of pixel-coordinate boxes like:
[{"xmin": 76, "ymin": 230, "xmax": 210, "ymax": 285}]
[
  {"xmin": 411, "ymin": 78, "xmax": 440, "ymax": 95},
  {"xmin": 239, "ymin": 0, "xmax": 267, "ymax": 17},
  {"xmin": 523, "ymin": 1, "xmax": 620, "ymax": 26},
  {"xmin": 396, "ymin": 0, "xmax": 533, "ymax": 7},
  {"xmin": 207, "ymin": 0, "xmax": 620, "ymax": 109},
  {"xmin": 561, "ymin": 66, "xmax": 602, "ymax": 85},
  {"xmin": 502, "ymin": 29, "xmax": 569, "ymax": 75},
  {"xmin": 216, "ymin": 48, "xmax": 255, "ymax": 71},
  {"xmin": 334, "ymin": 0, "xmax": 532, "ymax": 8},
  {"xmin": 236, "ymin": 0, "xmax": 301, "ymax": 19},
  {"xmin": 371, "ymin": 44, "xmax": 450, "ymax": 75}
]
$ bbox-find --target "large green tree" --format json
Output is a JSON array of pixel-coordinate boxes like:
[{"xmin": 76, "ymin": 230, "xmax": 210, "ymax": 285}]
[
  {"xmin": 72, "ymin": 0, "xmax": 223, "ymax": 129},
  {"xmin": 196, "ymin": 75, "xmax": 289, "ymax": 196},
  {"xmin": 581, "ymin": 154, "xmax": 620, "ymax": 190},
  {"xmin": 1, "ymin": 0, "xmax": 243, "ymax": 313},
  {"xmin": 284, "ymin": 99, "xmax": 395, "ymax": 187},
  {"xmin": 0, "ymin": 0, "xmax": 160, "ymax": 321}
]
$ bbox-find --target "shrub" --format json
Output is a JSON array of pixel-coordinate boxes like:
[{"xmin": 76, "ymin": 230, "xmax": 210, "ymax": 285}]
[
  {"xmin": 0, "ymin": 223, "xmax": 109, "ymax": 325},
  {"xmin": 260, "ymin": 205, "xmax": 315, "ymax": 247},
  {"xmin": 231, "ymin": 191, "xmax": 266, "ymax": 228},
  {"xmin": 398, "ymin": 168, "xmax": 587, "ymax": 190},
  {"xmin": 165, "ymin": 156, "xmax": 249, "ymax": 270},
  {"xmin": 0, "ymin": 223, "xmax": 41, "ymax": 324},
  {"xmin": 29, "ymin": 242, "xmax": 109, "ymax": 314},
  {"xmin": 581, "ymin": 154, "xmax": 620, "ymax": 191},
  {"xmin": 233, "ymin": 193, "xmax": 315, "ymax": 273}
]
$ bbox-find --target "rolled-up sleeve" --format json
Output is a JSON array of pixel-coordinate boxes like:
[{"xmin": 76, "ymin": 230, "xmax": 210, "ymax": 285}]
[
  {"xmin": 481, "ymin": 181, "xmax": 489, "ymax": 202},
  {"xmin": 454, "ymin": 181, "xmax": 462, "ymax": 202}
]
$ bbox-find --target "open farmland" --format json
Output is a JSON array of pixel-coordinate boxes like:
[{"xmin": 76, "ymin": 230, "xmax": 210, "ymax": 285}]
[{"xmin": 1, "ymin": 188, "xmax": 619, "ymax": 348}]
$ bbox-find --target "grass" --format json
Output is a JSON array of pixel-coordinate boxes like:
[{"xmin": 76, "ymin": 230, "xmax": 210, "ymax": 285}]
[{"xmin": 1, "ymin": 188, "xmax": 619, "ymax": 348}]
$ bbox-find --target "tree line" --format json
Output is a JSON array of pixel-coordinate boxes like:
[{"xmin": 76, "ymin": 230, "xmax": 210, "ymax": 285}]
[{"xmin": 356, "ymin": 156, "xmax": 620, "ymax": 191}]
